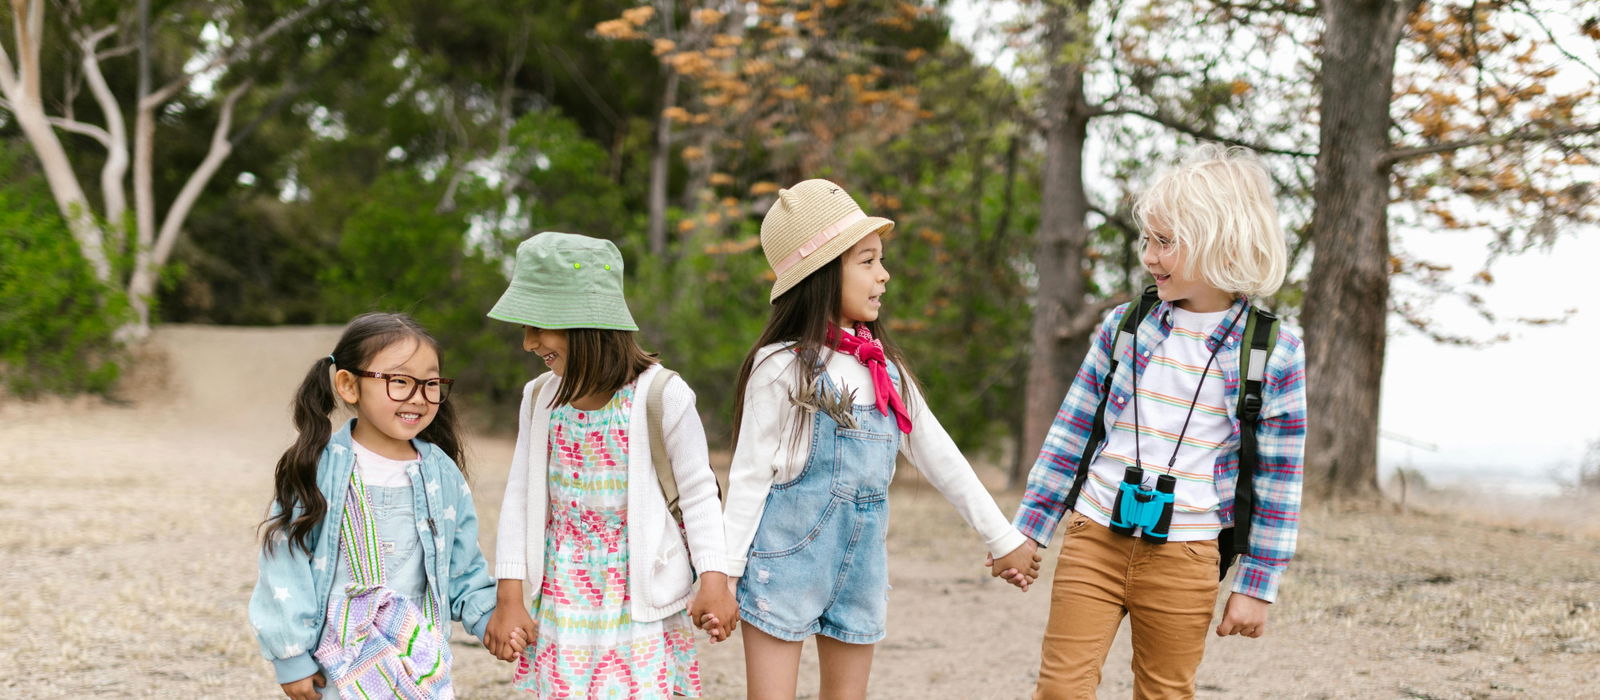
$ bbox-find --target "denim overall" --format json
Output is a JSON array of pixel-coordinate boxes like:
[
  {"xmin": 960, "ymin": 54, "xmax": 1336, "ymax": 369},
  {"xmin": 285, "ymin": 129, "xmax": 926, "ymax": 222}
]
[{"xmin": 738, "ymin": 362, "xmax": 902, "ymax": 644}]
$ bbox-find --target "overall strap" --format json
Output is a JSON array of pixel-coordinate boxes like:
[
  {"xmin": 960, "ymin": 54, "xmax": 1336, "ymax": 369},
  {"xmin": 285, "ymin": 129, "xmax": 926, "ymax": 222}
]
[
  {"xmin": 1227, "ymin": 305, "xmax": 1279, "ymax": 555},
  {"xmin": 1062, "ymin": 286, "xmax": 1160, "ymax": 512}
]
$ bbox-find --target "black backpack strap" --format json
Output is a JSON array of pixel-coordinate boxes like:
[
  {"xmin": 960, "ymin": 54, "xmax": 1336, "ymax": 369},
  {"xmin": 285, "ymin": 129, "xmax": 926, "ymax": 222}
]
[
  {"xmin": 1219, "ymin": 304, "xmax": 1279, "ymax": 578},
  {"xmin": 1062, "ymin": 286, "xmax": 1160, "ymax": 512}
]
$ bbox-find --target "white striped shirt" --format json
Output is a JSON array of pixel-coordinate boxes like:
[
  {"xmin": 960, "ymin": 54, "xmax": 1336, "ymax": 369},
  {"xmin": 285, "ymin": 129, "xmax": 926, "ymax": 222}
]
[{"xmin": 1076, "ymin": 306, "xmax": 1238, "ymax": 541}]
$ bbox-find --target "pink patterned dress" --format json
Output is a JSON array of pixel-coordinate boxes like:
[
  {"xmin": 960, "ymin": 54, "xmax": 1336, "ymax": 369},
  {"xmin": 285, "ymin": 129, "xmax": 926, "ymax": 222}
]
[{"xmin": 513, "ymin": 382, "xmax": 701, "ymax": 698}]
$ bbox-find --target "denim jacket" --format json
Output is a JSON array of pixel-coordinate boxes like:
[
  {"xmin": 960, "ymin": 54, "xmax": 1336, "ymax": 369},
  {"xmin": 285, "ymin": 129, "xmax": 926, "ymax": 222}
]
[{"xmin": 248, "ymin": 420, "xmax": 497, "ymax": 684}]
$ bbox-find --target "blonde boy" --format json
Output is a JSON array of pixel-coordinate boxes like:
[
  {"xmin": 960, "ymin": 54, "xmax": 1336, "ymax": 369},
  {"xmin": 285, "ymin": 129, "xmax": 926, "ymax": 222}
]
[{"xmin": 1010, "ymin": 145, "xmax": 1308, "ymax": 698}]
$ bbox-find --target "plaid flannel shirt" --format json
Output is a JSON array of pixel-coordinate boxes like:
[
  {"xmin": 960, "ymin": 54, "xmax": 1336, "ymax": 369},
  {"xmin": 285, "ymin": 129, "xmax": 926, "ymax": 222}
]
[{"xmin": 1013, "ymin": 297, "xmax": 1307, "ymax": 603}]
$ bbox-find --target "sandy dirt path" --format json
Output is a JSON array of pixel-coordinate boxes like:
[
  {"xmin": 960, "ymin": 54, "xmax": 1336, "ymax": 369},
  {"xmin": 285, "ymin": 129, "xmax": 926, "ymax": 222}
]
[{"xmin": 1, "ymin": 325, "xmax": 1595, "ymax": 698}]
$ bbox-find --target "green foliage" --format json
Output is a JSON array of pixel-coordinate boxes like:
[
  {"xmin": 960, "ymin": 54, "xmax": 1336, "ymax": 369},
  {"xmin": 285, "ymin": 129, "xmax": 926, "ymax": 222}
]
[
  {"xmin": 320, "ymin": 109, "xmax": 635, "ymax": 421},
  {"xmin": 627, "ymin": 219, "xmax": 773, "ymax": 440},
  {"xmin": 831, "ymin": 49, "xmax": 1044, "ymax": 453},
  {"xmin": 318, "ymin": 168, "xmax": 529, "ymax": 417},
  {"xmin": 0, "ymin": 143, "xmax": 128, "ymax": 396},
  {"xmin": 508, "ymin": 111, "xmax": 631, "ymax": 240},
  {"xmin": 3, "ymin": 2, "xmax": 1054, "ymax": 456}
]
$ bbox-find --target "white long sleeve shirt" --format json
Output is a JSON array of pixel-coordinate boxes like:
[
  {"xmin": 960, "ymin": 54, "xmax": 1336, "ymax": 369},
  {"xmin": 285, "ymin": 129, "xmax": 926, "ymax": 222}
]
[{"xmin": 722, "ymin": 343, "xmax": 1027, "ymax": 577}]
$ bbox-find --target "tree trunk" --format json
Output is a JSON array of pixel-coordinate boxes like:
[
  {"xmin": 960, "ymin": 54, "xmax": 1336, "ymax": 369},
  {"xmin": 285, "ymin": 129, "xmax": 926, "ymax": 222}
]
[
  {"xmin": 1302, "ymin": 0, "xmax": 1419, "ymax": 501},
  {"xmin": 78, "ymin": 26, "xmax": 129, "ymax": 247},
  {"xmin": 0, "ymin": 1, "xmax": 111, "ymax": 285},
  {"xmin": 124, "ymin": 85, "xmax": 246, "ymax": 340},
  {"xmin": 647, "ymin": 69, "xmax": 679, "ymax": 256},
  {"xmin": 6, "ymin": 80, "xmax": 110, "ymax": 283},
  {"xmin": 1017, "ymin": 0, "xmax": 1095, "ymax": 485}
]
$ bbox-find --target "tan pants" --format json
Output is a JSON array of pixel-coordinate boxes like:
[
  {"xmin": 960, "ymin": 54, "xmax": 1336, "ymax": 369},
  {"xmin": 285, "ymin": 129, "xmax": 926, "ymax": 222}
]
[{"xmin": 1033, "ymin": 512, "xmax": 1220, "ymax": 700}]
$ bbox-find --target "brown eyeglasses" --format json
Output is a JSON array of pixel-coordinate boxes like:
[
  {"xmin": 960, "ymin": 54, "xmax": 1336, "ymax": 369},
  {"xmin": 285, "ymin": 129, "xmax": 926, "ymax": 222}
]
[{"xmin": 350, "ymin": 370, "xmax": 454, "ymax": 404}]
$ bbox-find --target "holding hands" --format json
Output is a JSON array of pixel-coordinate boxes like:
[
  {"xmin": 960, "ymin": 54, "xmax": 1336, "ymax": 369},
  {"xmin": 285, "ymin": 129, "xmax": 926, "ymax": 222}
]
[
  {"xmin": 987, "ymin": 539, "xmax": 1043, "ymax": 591},
  {"xmin": 485, "ymin": 581, "xmax": 538, "ymax": 662},
  {"xmin": 484, "ymin": 605, "xmax": 537, "ymax": 661},
  {"xmin": 688, "ymin": 572, "xmax": 739, "ymax": 643}
]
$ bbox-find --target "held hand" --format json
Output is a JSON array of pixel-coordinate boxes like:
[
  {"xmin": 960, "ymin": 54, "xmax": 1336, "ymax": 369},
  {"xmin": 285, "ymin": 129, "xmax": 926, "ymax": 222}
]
[
  {"xmin": 1215, "ymin": 592, "xmax": 1271, "ymax": 638},
  {"xmin": 689, "ymin": 572, "xmax": 739, "ymax": 643},
  {"xmin": 509, "ymin": 624, "xmax": 532, "ymax": 656},
  {"xmin": 988, "ymin": 540, "xmax": 1043, "ymax": 592},
  {"xmin": 983, "ymin": 553, "xmax": 1027, "ymax": 590},
  {"xmin": 280, "ymin": 671, "xmax": 326, "ymax": 700},
  {"xmin": 485, "ymin": 605, "xmax": 538, "ymax": 662}
]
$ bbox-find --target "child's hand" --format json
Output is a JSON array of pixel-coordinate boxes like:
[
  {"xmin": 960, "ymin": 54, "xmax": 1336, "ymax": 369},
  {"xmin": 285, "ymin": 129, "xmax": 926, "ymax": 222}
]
[
  {"xmin": 1215, "ymin": 592, "xmax": 1270, "ymax": 638},
  {"xmin": 509, "ymin": 624, "xmax": 532, "ymax": 655},
  {"xmin": 485, "ymin": 605, "xmax": 538, "ymax": 662},
  {"xmin": 280, "ymin": 671, "xmax": 326, "ymax": 700},
  {"xmin": 987, "ymin": 539, "xmax": 1042, "ymax": 591},
  {"xmin": 688, "ymin": 572, "xmax": 739, "ymax": 643}
]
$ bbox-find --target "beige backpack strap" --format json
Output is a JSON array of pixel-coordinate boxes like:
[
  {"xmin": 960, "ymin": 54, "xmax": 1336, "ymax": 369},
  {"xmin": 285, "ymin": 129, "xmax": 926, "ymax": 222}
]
[
  {"xmin": 647, "ymin": 368, "xmax": 682, "ymax": 525},
  {"xmin": 530, "ymin": 372, "xmax": 556, "ymax": 409}
]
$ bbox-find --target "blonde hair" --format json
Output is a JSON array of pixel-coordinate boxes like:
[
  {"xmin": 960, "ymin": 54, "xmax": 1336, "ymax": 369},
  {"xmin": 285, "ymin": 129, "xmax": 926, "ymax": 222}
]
[{"xmin": 1132, "ymin": 144, "xmax": 1288, "ymax": 298}]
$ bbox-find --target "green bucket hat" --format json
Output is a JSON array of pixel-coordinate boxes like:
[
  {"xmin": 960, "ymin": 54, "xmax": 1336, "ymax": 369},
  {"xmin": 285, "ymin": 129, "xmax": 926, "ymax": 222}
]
[{"xmin": 487, "ymin": 232, "xmax": 639, "ymax": 331}]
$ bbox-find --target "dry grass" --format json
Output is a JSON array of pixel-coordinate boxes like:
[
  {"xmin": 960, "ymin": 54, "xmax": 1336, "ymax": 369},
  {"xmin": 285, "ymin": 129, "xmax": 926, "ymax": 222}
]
[{"xmin": 1, "ymin": 325, "xmax": 1595, "ymax": 698}]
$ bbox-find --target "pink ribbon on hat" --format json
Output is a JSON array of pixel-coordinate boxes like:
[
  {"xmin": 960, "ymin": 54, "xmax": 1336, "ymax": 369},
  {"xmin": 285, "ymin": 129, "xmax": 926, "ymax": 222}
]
[
  {"xmin": 828, "ymin": 323, "xmax": 912, "ymax": 434},
  {"xmin": 772, "ymin": 211, "xmax": 867, "ymax": 276}
]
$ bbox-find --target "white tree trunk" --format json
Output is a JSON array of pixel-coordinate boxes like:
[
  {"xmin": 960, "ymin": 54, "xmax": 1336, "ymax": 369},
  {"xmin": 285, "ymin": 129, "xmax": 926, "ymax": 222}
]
[
  {"xmin": 126, "ymin": 98, "xmax": 159, "ymax": 339},
  {"xmin": 78, "ymin": 26, "xmax": 130, "ymax": 239},
  {"xmin": 123, "ymin": 84, "xmax": 247, "ymax": 339},
  {"xmin": 0, "ymin": 0, "xmax": 333, "ymax": 343},
  {"xmin": 0, "ymin": 1, "xmax": 112, "ymax": 285}
]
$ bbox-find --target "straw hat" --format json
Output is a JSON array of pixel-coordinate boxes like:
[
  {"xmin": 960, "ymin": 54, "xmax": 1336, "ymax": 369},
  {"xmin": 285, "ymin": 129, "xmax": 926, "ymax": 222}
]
[
  {"xmin": 760, "ymin": 179, "xmax": 895, "ymax": 302},
  {"xmin": 486, "ymin": 232, "xmax": 638, "ymax": 330}
]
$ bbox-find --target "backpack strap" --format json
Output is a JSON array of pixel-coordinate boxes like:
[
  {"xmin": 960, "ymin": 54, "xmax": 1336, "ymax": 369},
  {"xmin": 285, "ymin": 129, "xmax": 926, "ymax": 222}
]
[
  {"xmin": 1219, "ymin": 305, "xmax": 1280, "ymax": 578},
  {"xmin": 647, "ymin": 368, "xmax": 685, "ymax": 526},
  {"xmin": 530, "ymin": 371, "xmax": 556, "ymax": 407},
  {"xmin": 1061, "ymin": 286, "xmax": 1161, "ymax": 512}
]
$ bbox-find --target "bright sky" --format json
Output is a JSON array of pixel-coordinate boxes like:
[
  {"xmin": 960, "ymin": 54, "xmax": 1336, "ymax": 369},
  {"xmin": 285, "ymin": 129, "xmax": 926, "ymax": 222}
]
[
  {"xmin": 945, "ymin": 1, "xmax": 1599, "ymax": 493},
  {"xmin": 1379, "ymin": 232, "xmax": 1598, "ymax": 493}
]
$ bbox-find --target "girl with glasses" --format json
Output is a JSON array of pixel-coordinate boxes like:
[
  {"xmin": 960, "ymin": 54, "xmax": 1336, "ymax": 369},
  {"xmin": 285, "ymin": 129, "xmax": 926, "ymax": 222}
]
[{"xmin": 249, "ymin": 312, "xmax": 510, "ymax": 699}]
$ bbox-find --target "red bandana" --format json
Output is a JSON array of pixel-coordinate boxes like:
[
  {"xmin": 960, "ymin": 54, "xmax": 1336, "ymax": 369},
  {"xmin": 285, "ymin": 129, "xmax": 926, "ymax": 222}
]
[{"xmin": 828, "ymin": 324, "xmax": 913, "ymax": 434}]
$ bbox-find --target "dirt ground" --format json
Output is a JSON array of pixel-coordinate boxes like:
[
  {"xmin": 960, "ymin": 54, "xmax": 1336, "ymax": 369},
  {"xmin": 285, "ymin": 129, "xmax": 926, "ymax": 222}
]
[{"xmin": 1, "ymin": 324, "xmax": 1596, "ymax": 699}]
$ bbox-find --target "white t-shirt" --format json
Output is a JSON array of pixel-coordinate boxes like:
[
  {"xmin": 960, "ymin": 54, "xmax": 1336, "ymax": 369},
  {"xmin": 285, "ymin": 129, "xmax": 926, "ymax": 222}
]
[
  {"xmin": 1076, "ymin": 306, "xmax": 1241, "ymax": 541},
  {"xmin": 351, "ymin": 439, "xmax": 418, "ymax": 487}
]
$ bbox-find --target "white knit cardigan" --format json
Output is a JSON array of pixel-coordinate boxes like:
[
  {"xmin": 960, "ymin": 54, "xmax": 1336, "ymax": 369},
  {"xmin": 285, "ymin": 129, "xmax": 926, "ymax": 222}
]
[{"xmin": 494, "ymin": 363, "xmax": 727, "ymax": 621}]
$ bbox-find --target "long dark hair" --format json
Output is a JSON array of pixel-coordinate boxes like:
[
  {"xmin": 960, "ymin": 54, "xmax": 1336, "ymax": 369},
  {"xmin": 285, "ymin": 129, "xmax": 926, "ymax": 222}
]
[
  {"xmin": 731, "ymin": 257, "xmax": 917, "ymax": 447},
  {"xmin": 261, "ymin": 312, "xmax": 467, "ymax": 554},
  {"xmin": 549, "ymin": 328, "xmax": 658, "ymax": 407}
]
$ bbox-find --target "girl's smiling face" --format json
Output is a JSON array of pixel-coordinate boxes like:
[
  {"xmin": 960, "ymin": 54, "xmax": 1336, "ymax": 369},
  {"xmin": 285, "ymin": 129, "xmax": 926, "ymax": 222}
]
[
  {"xmin": 837, "ymin": 232, "xmax": 890, "ymax": 326},
  {"xmin": 335, "ymin": 338, "xmax": 440, "ymax": 459},
  {"xmin": 523, "ymin": 326, "xmax": 571, "ymax": 376}
]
